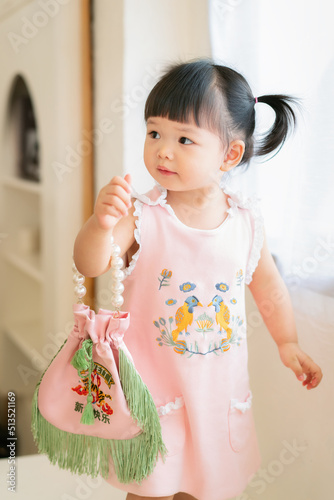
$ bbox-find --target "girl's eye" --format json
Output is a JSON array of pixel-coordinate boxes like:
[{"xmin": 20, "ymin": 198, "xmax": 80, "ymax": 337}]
[
  {"xmin": 149, "ymin": 131, "xmax": 160, "ymax": 139},
  {"xmin": 179, "ymin": 136, "xmax": 193, "ymax": 145}
]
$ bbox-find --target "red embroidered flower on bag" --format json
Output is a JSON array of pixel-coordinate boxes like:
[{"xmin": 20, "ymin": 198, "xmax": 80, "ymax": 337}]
[{"xmin": 102, "ymin": 402, "xmax": 114, "ymax": 415}]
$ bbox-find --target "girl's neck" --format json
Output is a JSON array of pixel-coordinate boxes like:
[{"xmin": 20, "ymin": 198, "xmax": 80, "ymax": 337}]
[{"xmin": 166, "ymin": 186, "xmax": 229, "ymax": 230}]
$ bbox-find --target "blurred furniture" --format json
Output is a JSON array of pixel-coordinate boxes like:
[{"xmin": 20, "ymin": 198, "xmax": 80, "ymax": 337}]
[{"xmin": 0, "ymin": 0, "xmax": 93, "ymax": 454}]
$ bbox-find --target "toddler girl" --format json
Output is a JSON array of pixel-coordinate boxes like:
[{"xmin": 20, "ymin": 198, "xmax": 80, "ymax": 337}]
[{"xmin": 74, "ymin": 60, "xmax": 322, "ymax": 500}]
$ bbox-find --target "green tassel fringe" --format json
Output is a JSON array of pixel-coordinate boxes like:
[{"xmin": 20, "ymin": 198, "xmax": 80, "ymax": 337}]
[
  {"xmin": 118, "ymin": 349, "xmax": 167, "ymax": 467},
  {"xmin": 71, "ymin": 340, "xmax": 95, "ymax": 425},
  {"xmin": 80, "ymin": 394, "xmax": 95, "ymax": 425},
  {"xmin": 31, "ymin": 342, "xmax": 167, "ymax": 483}
]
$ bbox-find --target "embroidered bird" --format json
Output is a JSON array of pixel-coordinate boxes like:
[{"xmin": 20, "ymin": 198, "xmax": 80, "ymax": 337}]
[
  {"xmin": 208, "ymin": 295, "xmax": 232, "ymax": 340},
  {"xmin": 172, "ymin": 296, "xmax": 203, "ymax": 341}
]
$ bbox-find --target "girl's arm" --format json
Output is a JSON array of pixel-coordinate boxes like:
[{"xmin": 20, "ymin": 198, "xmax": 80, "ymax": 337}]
[
  {"xmin": 247, "ymin": 234, "xmax": 323, "ymax": 390},
  {"xmin": 73, "ymin": 175, "xmax": 135, "ymax": 277}
]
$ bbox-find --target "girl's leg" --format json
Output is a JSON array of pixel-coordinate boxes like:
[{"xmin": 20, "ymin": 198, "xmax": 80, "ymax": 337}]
[{"xmin": 126, "ymin": 494, "xmax": 174, "ymax": 500}]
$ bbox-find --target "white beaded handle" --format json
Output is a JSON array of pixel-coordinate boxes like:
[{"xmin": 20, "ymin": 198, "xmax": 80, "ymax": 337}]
[
  {"xmin": 109, "ymin": 235, "xmax": 125, "ymax": 310},
  {"xmin": 72, "ymin": 263, "xmax": 86, "ymax": 301},
  {"xmin": 73, "ymin": 235, "xmax": 125, "ymax": 311}
]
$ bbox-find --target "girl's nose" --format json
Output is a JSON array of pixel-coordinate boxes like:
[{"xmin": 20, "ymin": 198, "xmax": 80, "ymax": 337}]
[{"xmin": 157, "ymin": 143, "xmax": 174, "ymax": 160}]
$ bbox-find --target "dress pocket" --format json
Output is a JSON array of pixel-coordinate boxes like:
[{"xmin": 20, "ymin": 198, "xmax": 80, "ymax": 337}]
[
  {"xmin": 228, "ymin": 391, "xmax": 253, "ymax": 453},
  {"xmin": 157, "ymin": 397, "xmax": 186, "ymax": 457}
]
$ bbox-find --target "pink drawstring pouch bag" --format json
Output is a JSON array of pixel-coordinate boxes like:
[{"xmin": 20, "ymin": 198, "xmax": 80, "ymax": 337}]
[{"xmin": 31, "ymin": 251, "xmax": 166, "ymax": 484}]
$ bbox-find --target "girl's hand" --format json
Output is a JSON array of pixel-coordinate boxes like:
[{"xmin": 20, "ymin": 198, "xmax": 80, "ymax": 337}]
[
  {"xmin": 94, "ymin": 174, "xmax": 132, "ymax": 231},
  {"xmin": 278, "ymin": 342, "xmax": 323, "ymax": 390}
]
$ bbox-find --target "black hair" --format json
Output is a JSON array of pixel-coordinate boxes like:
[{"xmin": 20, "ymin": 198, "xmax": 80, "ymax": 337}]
[{"xmin": 144, "ymin": 59, "xmax": 299, "ymax": 166}]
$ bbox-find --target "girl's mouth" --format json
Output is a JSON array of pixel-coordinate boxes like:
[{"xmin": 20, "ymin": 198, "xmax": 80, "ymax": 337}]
[{"xmin": 157, "ymin": 166, "xmax": 176, "ymax": 176}]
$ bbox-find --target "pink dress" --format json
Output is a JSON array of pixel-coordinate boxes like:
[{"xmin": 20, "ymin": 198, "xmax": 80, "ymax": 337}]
[{"xmin": 106, "ymin": 183, "xmax": 263, "ymax": 499}]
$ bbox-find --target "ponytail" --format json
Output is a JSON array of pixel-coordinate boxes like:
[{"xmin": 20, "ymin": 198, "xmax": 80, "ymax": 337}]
[
  {"xmin": 255, "ymin": 94, "xmax": 299, "ymax": 159},
  {"xmin": 144, "ymin": 60, "xmax": 299, "ymax": 166}
]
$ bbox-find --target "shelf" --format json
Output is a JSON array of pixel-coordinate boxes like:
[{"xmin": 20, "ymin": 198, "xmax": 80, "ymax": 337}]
[
  {"xmin": 1, "ymin": 175, "xmax": 42, "ymax": 194},
  {"xmin": 4, "ymin": 250, "xmax": 43, "ymax": 283},
  {"xmin": 4, "ymin": 319, "xmax": 45, "ymax": 370}
]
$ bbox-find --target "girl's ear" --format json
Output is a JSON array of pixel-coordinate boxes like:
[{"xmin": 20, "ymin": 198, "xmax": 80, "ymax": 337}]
[{"xmin": 220, "ymin": 140, "xmax": 245, "ymax": 172}]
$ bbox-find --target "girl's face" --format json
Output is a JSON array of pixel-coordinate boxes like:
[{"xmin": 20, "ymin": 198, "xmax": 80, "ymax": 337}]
[{"xmin": 144, "ymin": 116, "xmax": 227, "ymax": 193}]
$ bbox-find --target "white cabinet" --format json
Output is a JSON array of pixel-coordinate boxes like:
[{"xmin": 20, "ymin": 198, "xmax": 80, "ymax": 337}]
[
  {"xmin": 2, "ymin": 177, "xmax": 44, "ymax": 357},
  {"xmin": 0, "ymin": 0, "xmax": 93, "ymax": 455}
]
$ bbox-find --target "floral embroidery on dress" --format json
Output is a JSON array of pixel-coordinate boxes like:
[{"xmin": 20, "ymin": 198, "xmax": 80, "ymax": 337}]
[
  {"xmin": 179, "ymin": 282, "xmax": 196, "ymax": 292},
  {"xmin": 153, "ymin": 278, "xmax": 245, "ymax": 357},
  {"xmin": 153, "ymin": 317, "xmax": 167, "ymax": 328},
  {"xmin": 153, "ymin": 313, "xmax": 244, "ymax": 357},
  {"xmin": 195, "ymin": 313, "xmax": 214, "ymax": 333},
  {"xmin": 215, "ymin": 282, "xmax": 229, "ymax": 292},
  {"xmin": 229, "ymin": 316, "xmax": 245, "ymax": 346},
  {"xmin": 236, "ymin": 269, "xmax": 244, "ymax": 287},
  {"xmin": 158, "ymin": 269, "xmax": 172, "ymax": 290},
  {"xmin": 165, "ymin": 298, "xmax": 177, "ymax": 306}
]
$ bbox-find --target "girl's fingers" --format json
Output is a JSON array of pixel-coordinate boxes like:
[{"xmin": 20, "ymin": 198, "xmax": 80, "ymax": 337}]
[
  {"xmin": 102, "ymin": 193, "xmax": 129, "ymax": 213},
  {"xmin": 279, "ymin": 344, "xmax": 322, "ymax": 390},
  {"xmin": 124, "ymin": 173, "xmax": 132, "ymax": 189},
  {"xmin": 102, "ymin": 189, "xmax": 130, "ymax": 214},
  {"xmin": 101, "ymin": 201, "xmax": 127, "ymax": 218},
  {"xmin": 105, "ymin": 177, "xmax": 132, "ymax": 207},
  {"xmin": 305, "ymin": 368, "xmax": 322, "ymax": 389},
  {"xmin": 298, "ymin": 359, "xmax": 323, "ymax": 390},
  {"xmin": 94, "ymin": 176, "xmax": 133, "ymax": 229},
  {"xmin": 108, "ymin": 175, "xmax": 132, "ymax": 194},
  {"xmin": 283, "ymin": 348, "xmax": 323, "ymax": 390}
]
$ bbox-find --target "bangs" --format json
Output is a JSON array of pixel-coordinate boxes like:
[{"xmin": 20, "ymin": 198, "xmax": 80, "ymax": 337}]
[{"xmin": 144, "ymin": 61, "xmax": 225, "ymax": 134}]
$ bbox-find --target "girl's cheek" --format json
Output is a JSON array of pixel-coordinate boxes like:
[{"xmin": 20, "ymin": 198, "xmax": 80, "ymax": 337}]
[{"xmin": 143, "ymin": 145, "xmax": 150, "ymax": 164}]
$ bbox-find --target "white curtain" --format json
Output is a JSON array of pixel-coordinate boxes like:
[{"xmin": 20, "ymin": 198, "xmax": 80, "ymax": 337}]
[
  {"xmin": 209, "ymin": 0, "xmax": 334, "ymax": 297},
  {"xmin": 209, "ymin": 2, "xmax": 333, "ymax": 499}
]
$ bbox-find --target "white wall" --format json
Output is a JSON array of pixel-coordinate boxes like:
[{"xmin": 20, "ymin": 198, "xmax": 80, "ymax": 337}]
[
  {"xmin": 122, "ymin": 0, "xmax": 211, "ymax": 193},
  {"xmin": 94, "ymin": 0, "xmax": 210, "ymax": 193},
  {"xmin": 244, "ymin": 287, "xmax": 333, "ymax": 500},
  {"xmin": 94, "ymin": 0, "xmax": 211, "ymax": 305}
]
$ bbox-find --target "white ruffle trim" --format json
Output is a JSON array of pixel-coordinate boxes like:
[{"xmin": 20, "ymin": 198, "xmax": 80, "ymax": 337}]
[
  {"xmin": 123, "ymin": 198, "xmax": 143, "ymax": 278},
  {"xmin": 123, "ymin": 186, "xmax": 174, "ymax": 277},
  {"xmin": 230, "ymin": 392, "xmax": 253, "ymax": 414},
  {"xmin": 245, "ymin": 207, "xmax": 264, "ymax": 285},
  {"xmin": 220, "ymin": 180, "xmax": 264, "ymax": 285},
  {"xmin": 156, "ymin": 396, "xmax": 185, "ymax": 417},
  {"xmin": 132, "ymin": 184, "xmax": 174, "ymax": 216},
  {"xmin": 123, "ymin": 185, "xmax": 173, "ymax": 277}
]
